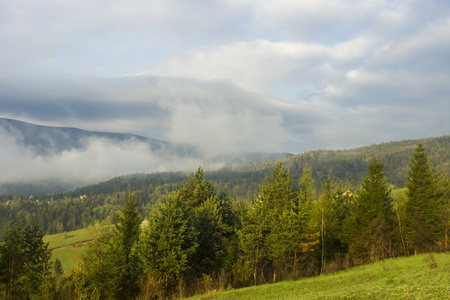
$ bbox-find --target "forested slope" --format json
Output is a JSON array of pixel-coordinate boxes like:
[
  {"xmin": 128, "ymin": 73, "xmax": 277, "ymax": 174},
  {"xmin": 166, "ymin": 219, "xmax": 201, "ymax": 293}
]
[{"xmin": 0, "ymin": 136, "xmax": 449, "ymax": 235}]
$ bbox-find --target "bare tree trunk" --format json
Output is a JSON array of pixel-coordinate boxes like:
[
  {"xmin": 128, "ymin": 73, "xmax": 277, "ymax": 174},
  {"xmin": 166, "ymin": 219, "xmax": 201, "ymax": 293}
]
[
  {"xmin": 395, "ymin": 203, "xmax": 406, "ymax": 255},
  {"xmin": 254, "ymin": 206, "xmax": 263, "ymax": 286},
  {"xmin": 321, "ymin": 207, "xmax": 326, "ymax": 275},
  {"xmin": 293, "ymin": 247, "xmax": 298, "ymax": 278}
]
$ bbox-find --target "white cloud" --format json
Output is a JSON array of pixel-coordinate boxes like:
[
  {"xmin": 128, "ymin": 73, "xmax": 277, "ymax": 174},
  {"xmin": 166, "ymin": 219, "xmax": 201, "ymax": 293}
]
[
  {"xmin": 1, "ymin": 0, "xmax": 450, "ymax": 180},
  {"xmin": 0, "ymin": 129, "xmax": 203, "ymax": 185}
]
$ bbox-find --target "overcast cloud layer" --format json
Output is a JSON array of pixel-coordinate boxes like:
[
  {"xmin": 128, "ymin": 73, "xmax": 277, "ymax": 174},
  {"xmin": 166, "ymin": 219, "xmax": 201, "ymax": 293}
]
[{"xmin": 1, "ymin": 0, "xmax": 450, "ymax": 182}]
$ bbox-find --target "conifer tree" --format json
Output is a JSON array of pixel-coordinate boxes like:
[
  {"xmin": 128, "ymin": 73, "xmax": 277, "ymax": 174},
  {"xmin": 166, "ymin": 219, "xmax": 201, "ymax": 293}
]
[
  {"xmin": 405, "ymin": 143, "xmax": 440, "ymax": 253},
  {"xmin": 0, "ymin": 222, "xmax": 52, "ymax": 299},
  {"xmin": 181, "ymin": 166, "xmax": 214, "ymax": 209},
  {"xmin": 190, "ymin": 195, "xmax": 230, "ymax": 276},
  {"xmin": 0, "ymin": 225, "xmax": 24, "ymax": 298},
  {"xmin": 237, "ymin": 197, "xmax": 269, "ymax": 286},
  {"xmin": 238, "ymin": 163, "xmax": 296, "ymax": 284},
  {"xmin": 113, "ymin": 190, "xmax": 142, "ymax": 299},
  {"xmin": 294, "ymin": 166, "xmax": 319, "ymax": 276},
  {"xmin": 139, "ymin": 191, "xmax": 198, "ymax": 294},
  {"xmin": 74, "ymin": 192, "xmax": 142, "ymax": 299},
  {"xmin": 74, "ymin": 230, "xmax": 122, "ymax": 300},
  {"xmin": 350, "ymin": 158, "xmax": 395, "ymax": 263},
  {"xmin": 317, "ymin": 170, "xmax": 335, "ymax": 274}
]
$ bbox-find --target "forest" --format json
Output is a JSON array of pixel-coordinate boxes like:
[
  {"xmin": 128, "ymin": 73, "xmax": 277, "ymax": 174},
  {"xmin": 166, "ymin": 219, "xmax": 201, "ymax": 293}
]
[
  {"xmin": 0, "ymin": 141, "xmax": 449, "ymax": 299},
  {"xmin": 1, "ymin": 135, "xmax": 449, "ymax": 235}
]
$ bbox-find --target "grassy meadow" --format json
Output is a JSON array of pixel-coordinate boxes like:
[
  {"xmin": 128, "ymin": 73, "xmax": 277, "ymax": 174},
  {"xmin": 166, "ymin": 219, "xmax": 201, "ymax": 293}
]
[
  {"xmin": 392, "ymin": 188, "xmax": 407, "ymax": 200},
  {"xmin": 191, "ymin": 252, "xmax": 450, "ymax": 300},
  {"xmin": 43, "ymin": 224, "xmax": 111, "ymax": 273}
]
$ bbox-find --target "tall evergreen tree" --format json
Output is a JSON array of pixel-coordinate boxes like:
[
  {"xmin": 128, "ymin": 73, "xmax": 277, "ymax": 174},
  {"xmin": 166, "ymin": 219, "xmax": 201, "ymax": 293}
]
[
  {"xmin": 74, "ymin": 230, "xmax": 122, "ymax": 300},
  {"xmin": 237, "ymin": 196, "xmax": 270, "ymax": 286},
  {"xmin": 0, "ymin": 225, "xmax": 25, "ymax": 298},
  {"xmin": 238, "ymin": 163, "xmax": 296, "ymax": 285},
  {"xmin": 0, "ymin": 222, "xmax": 52, "ymax": 299},
  {"xmin": 350, "ymin": 158, "xmax": 395, "ymax": 263},
  {"xmin": 404, "ymin": 143, "xmax": 440, "ymax": 253},
  {"xmin": 74, "ymin": 192, "xmax": 142, "ymax": 299},
  {"xmin": 317, "ymin": 170, "xmax": 335, "ymax": 274},
  {"xmin": 113, "ymin": 190, "xmax": 142, "ymax": 299},
  {"xmin": 294, "ymin": 166, "xmax": 319, "ymax": 276},
  {"xmin": 138, "ymin": 191, "xmax": 198, "ymax": 294},
  {"xmin": 181, "ymin": 167, "xmax": 214, "ymax": 209}
]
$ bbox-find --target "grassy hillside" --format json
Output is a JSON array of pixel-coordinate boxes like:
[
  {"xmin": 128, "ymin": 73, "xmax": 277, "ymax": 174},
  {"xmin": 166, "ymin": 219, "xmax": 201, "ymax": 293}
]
[
  {"xmin": 191, "ymin": 252, "xmax": 450, "ymax": 300},
  {"xmin": 43, "ymin": 226, "xmax": 105, "ymax": 273}
]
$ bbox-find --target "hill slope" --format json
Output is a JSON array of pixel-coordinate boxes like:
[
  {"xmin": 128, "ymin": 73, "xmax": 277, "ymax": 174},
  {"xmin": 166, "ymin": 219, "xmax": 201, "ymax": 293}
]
[
  {"xmin": 191, "ymin": 252, "xmax": 450, "ymax": 299},
  {"xmin": 64, "ymin": 135, "xmax": 450, "ymax": 200}
]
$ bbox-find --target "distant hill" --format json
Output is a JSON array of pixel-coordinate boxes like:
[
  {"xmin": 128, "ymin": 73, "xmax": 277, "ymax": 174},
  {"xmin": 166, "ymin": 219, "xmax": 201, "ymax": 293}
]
[
  {"xmin": 226, "ymin": 135, "xmax": 450, "ymax": 188},
  {"xmin": 27, "ymin": 135, "xmax": 450, "ymax": 201},
  {"xmin": 0, "ymin": 117, "xmax": 199, "ymax": 157},
  {"xmin": 0, "ymin": 117, "xmax": 292, "ymax": 195}
]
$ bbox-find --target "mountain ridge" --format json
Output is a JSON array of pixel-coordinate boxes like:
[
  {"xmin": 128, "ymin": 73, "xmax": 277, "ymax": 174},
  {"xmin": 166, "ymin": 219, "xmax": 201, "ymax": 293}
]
[{"xmin": 0, "ymin": 117, "xmax": 293, "ymax": 195}]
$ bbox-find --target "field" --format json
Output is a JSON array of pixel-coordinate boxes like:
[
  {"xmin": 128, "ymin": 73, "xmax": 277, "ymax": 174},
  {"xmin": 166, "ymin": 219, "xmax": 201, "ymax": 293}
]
[
  {"xmin": 392, "ymin": 188, "xmax": 407, "ymax": 200},
  {"xmin": 191, "ymin": 252, "xmax": 450, "ymax": 300},
  {"xmin": 43, "ymin": 224, "xmax": 111, "ymax": 273}
]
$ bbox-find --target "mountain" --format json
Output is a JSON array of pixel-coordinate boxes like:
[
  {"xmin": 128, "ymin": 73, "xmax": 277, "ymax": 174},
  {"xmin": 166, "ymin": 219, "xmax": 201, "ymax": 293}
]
[
  {"xmin": 25, "ymin": 135, "xmax": 450, "ymax": 201},
  {"xmin": 0, "ymin": 117, "xmax": 199, "ymax": 157},
  {"xmin": 0, "ymin": 117, "xmax": 292, "ymax": 195}
]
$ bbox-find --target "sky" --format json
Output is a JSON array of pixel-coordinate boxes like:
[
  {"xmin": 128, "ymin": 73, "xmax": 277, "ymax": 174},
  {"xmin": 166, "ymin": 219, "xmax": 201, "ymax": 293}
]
[{"xmin": 1, "ymin": 0, "xmax": 450, "ymax": 158}]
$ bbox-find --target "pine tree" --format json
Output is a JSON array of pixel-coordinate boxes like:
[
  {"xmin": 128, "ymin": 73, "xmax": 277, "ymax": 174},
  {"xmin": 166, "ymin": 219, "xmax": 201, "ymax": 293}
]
[
  {"xmin": 404, "ymin": 143, "xmax": 440, "ymax": 253},
  {"xmin": 181, "ymin": 167, "xmax": 214, "ymax": 209},
  {"xmin": 74, "ymin": 192, "xmax": 142, "ymax": 299},
  {"xmin": 113, "ymin": 190, "xmax": 142, "ymax": 299},
  {"xmin": 138, "ymin": 191, "xmax": 198, "ymax": 294},
  {"xmin": 54, "ymin": 258, "xmax": 64, "ymax": 277},
  {"xmin": 190, "ymin": 195, "xmax": 230, "ymax": 276},
  {"xmin": 0, "ymin": 225, "xmax": 24, "ymax": 298},
  {"xmin": 0, "ymin": 222, "xmax": 52, "ymax": 299},
  {"xmin": 74, "ymin": 230, "xmax": 122, "ymax": 300},
  {"xmin": 237, "ymin": 197, "xmax": 269, "ymax": 286},
  {"xmin": 350, "ymin": 158, "xmax": 395, "ymax": 263},
  {"xmin": 294, "ymin": 165, "xmax": 319, "ymax": 277},
  {"xmin": 317, "ymin": 170, "xmax": 335, "ymax": 274},
  {"xmin": 259, "ymin": 162, "xmax": 296, "ymax": 213}
]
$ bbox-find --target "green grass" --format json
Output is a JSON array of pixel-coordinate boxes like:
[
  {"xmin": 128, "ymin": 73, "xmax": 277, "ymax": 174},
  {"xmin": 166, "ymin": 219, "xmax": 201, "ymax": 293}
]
[
  {"xmin": 51, "ymin": 245, "xmax": 89, "ymax": 274},
  {"xmin": 44, "ymin": 227, "xmax": 94, "ymax": 250},
  {"xmin": 191, "ymin": 252, "xmax": 450, "ymax": 299},
  {"xmin": 44, "ymin": 225, "xmax": 110, "ymax": 273},
  {"xmin": 392, "ymin": 188, "xmax": 407, "ymax": 200}
]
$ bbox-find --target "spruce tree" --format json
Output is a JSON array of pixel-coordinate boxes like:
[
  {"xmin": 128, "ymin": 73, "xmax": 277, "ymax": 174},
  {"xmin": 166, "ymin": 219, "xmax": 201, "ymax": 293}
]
[
  {"xmin": 75, "ymin": 192, "xmax": 142, "ymax": 299},
  {"xmin": 113, "ymin": 191, "xmax": 142, "ymax": 299},
  {"xmin": 350, "ymin": 158, "xmax": 395, "ymax": 263},
  {"xmin": 0, "ymin": 225, "xmax": 24, "ymax": 298},
  {"xmin": 138, "ymin": 191, "xmax": 198, "ymax": 294},
  {"xmin": 405, "ymin": 143, "xmax": 440, "ymax": 253},
  {"xmin": 74, "ymin": 230, "xmax": 122, "ymax": 300},
  {"xmin": 181, "ymin": 167, "xmax": 214, "ymax": 209},
  {"xmin": 0, "ymin": 222, "xmax": 52, "ymax": 299},
  {"xmin": 295, "ymin": 166, "xmax": 319, "ymax": 277},
  {"xmin": 317, "ymin": 170, "xmax": 335, "ymax": 274}
]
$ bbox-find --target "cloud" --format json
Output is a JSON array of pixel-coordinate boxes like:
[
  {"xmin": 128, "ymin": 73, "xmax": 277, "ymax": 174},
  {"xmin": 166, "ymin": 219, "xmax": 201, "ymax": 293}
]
[
  {"xmin": 0, "ymin": 76, "xmax": 320, "ymax": 154},
  {"xmin": 1, "ymin": 0, "xmax": 450, "ymax": 174},
  {"xmin": 0, "ymin": 128, "xmax": 204, "ymax": 185}
]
